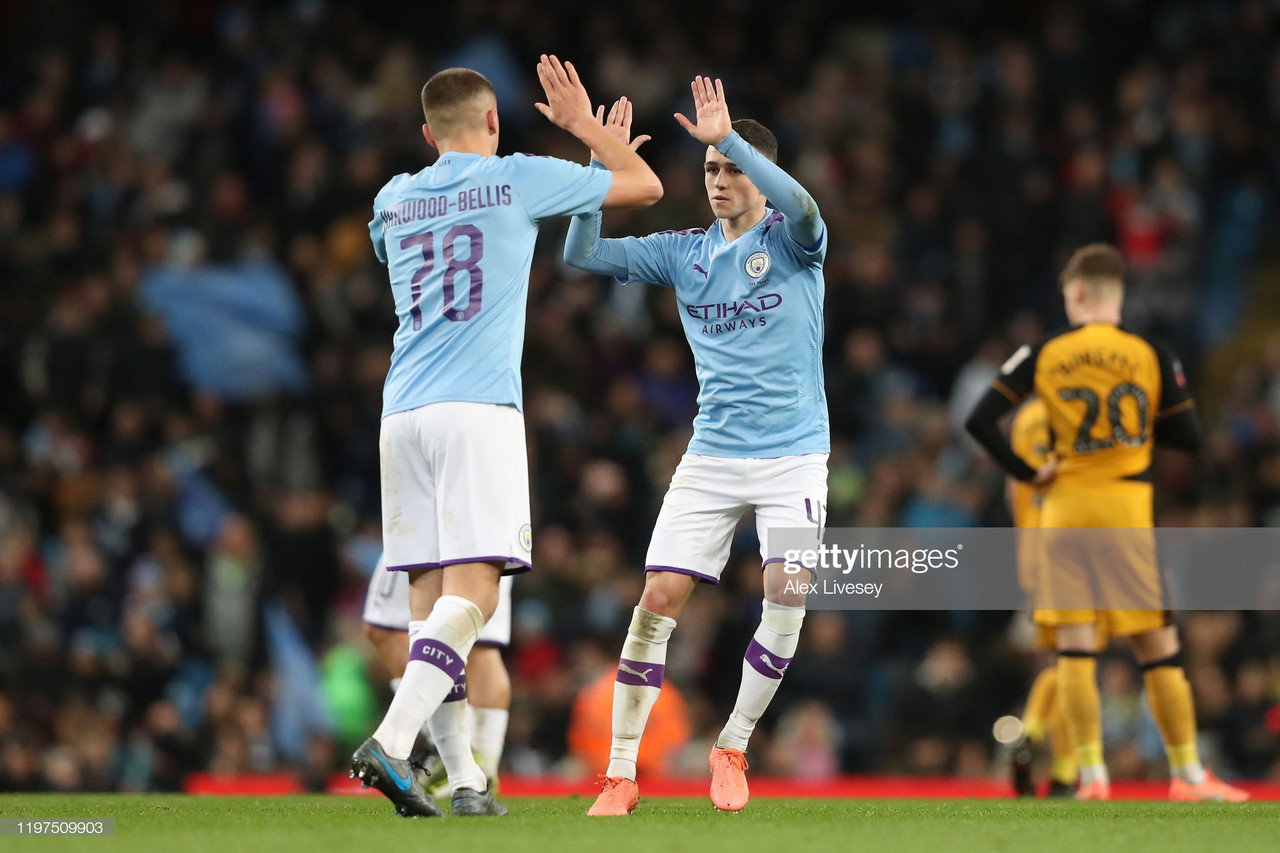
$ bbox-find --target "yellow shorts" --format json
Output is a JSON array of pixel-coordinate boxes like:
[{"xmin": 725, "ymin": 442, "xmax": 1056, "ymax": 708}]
[
  {"xmin": 1028, "ymin": 478, "xmax": 1168, "ymax": 621},
  {"xmin": 1033, "ymin": 608, "xmax": 1166, "ymax": 639}
]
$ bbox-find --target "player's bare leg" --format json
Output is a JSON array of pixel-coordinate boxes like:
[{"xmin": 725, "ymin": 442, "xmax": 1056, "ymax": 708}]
[
  {"xmin": 587, "ymin": 570, "xmax": 696, "ymax": 816},
  {"xmin": 707, "ymin": 562, "xmax": 806, "ymax": 812},
  {"xmin": 364, "ymin": 624, "xmax": 411, "ymax": 677},
  {"xmin": 1130, "ymin": 626, "xmax": 1248, "ymax": 803},
  {"xmin": 1055, "ymin": 623, "xmax": 1108, "ymax": 801}
]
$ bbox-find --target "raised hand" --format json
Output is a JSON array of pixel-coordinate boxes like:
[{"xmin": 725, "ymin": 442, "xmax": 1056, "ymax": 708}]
[
  {"xmin": 589, "ymin": 96, "xmax": 652, "ymax": 162},
  {"xmin": 674, "ymin": 76, "xmax": 732, "ymax": 146},
  {"xmin": 534, "ymin": 54, "xmax": 595, "ymax": 134}
]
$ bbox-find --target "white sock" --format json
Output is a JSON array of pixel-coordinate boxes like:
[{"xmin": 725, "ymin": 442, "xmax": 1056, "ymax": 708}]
[
  {"xmin": 1079, "ymin": 763, "xmax": 1111, "ymax": 787},
  {"xmin": 1173, "ymin": 761, "xmax": 1206, "ymax": 784},
  {"xmin": 716, "ymin": 600, "xmax": 805, "ymax": 752},
  {"xmin": 388, "ymin": 677, "xmax": 433, "ymax": 754},
  {"xmin": 371, "ymin": 595, "xmax": 483, "ymax": 759},
  {"xmin": 606, "ymin": 607, "xmax": 677, "ymax": 780},
  {"xmin": 469, "ymin": 705, "xmax": 510, "ymax": 778},
  {"xmin": 427, "ymin": 676, "xmax": 487, "ymax": 793}
]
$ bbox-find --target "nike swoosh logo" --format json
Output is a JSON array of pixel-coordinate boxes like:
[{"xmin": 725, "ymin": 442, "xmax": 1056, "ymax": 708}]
[{"xmin": 371, "ymin": 750, "xmax": 412, "ymax": 791}]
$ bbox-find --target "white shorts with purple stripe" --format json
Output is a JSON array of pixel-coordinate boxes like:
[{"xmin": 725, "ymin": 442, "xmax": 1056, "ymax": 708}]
[
  {"xmin": 644, "ymin": 452, "xmax": 828, "ymax": 584},
  {"xmin": 362, "ymin": 554, "xmax": 514, "ymax": 646},
  {"xmin": 380, "ymin": 401, "xmax": 532, "ymax": 576}
]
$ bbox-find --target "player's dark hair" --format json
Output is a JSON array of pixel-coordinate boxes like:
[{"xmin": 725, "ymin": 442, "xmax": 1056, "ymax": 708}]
[
  {"xmin": 732, "ymin": 119, "xmax": 778, "ymax": 163},
  {"xmin": 1060, "ymin": 243, "xmax": 1125, "ymax": 290},
  {"xmin": 421, "ymin": 68, "xmax": 496, "ymax": 133}
]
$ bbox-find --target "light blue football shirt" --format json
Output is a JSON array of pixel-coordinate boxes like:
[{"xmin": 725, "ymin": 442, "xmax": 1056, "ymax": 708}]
[
  {"xmin": 370, "ymin": 153, "xmax": 612, "ymax": 417},
  {"xmin": 613, "ymin": 211, "xmax": 829, "ymax": 458}
]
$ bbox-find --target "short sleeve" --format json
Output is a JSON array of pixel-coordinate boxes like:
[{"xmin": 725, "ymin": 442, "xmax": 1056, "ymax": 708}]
[
  {"xmin": 509, "ymin": 155, "xmax": 614, "ymax": 222},
  {"xmin": 369, "ymin": 177, "xmax": 402, "ymax": 266},
  {"xmin": 368, "ymin": 211, "xmax": 388, "ymax": 265}
]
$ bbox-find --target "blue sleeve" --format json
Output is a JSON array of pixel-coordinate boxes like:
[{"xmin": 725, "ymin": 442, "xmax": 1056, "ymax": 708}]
[
  {"xmin": 563, "ymin": 159, "xmax": 676, "ymax": 286},
  {"xmin": 369, "ymin": 178, "xmax": 401, "ymax": 265},
  {"xmin": 509, "ymin": 155, "xmax": 614, "ymax": 222},
  {"xmin": 612, "ymin": 233, "xmax": 682, "ymax": 288},
  {"xmin": 564, "ymin": 209, "xmax": 630, "ymax": 279},
  {"xmin": 565, "ymin": 213, "xmax": 680, "ymax": 288},
  {"xmin": 716, "ymin": 131, "xmax": 825, "ymax": 261},
  {"xmin": 368, "ymin": 211, "xmax": 388, "ymax": 265}
]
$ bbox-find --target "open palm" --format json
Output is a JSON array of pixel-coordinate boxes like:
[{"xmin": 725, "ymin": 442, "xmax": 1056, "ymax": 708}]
[
  {"xmin": 590, "ymin": 96, "xmax": 651, "ymax": 162},
  {"xmin": 674, "ymin": 76, "xmax": 732, "ymax": 146}
]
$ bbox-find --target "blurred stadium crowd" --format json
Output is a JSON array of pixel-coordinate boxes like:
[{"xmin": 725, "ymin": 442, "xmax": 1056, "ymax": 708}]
[{"xmin": 2, "ymin": 0, "xmax": 1280, "ymax": 792}]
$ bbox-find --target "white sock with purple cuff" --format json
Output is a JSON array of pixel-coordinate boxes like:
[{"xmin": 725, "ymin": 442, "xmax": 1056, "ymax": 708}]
[
  {"xmin": 606, "ymin": 607, "xmax": 677, "ymax": 781},
  {"xmin": 716, "ymin": 600, "xmax": 805, "ymax": 752},
  {"xmin": 371, "ymin": 595, "xmax": 483, "ymax": 760}
]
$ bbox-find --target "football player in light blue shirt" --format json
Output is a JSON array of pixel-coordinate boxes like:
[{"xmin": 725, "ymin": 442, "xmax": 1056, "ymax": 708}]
[
  {"xmin": 566, "ymin": 79, "xmax": 829, "ymax": 816},
  {"xmin": 352, "ymin": 56, "xmax": 662, "ymax": 820}
]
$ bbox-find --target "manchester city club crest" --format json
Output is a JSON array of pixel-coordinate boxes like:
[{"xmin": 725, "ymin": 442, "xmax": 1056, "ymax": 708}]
[
  {"xmin": 745, "ymin": 251, "xmax": 770, "ymax": 279},
  {"xmin": 519, "ymin": 523, "xmax": 533, "ymax": 552}
]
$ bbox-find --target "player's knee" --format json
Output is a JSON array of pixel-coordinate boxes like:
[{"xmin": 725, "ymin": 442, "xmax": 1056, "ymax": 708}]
[
  {"xmin": 638, "ymin": 574, "xmax": 692, "ymax": 618},
  {"xmin": 1055, "ymin": 623, "xmax": 1098, "ymax": 653},
  {"xmin": 364, "ymin": 622, "xmax": 392, "ymax": 650},
  {"xmin": 363, "ymin": 623, "xmax": 408, "ymax": 672},
  {"xmin": 1132, "ymin": 626, "xmax": 1180, "ymax": 664},
  {"xmin": 761, "ymin": 600, "xmax": 805, "ymax": 636},
  {"xmin": 764, "ymin": 577, "xmax": 806, "ymax": 608}
]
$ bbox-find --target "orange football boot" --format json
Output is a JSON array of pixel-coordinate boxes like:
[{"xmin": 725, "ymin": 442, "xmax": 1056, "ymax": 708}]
[
  {"xmin": 1170, "ymin": 771, "xmax": 1249, "ymax": 803},
  {"xmin": 1076, "ymin": 780, "xmax": 1111, "ymax": 801},
  {"xmin": 709, "ymin": 747, "xmax": 750, "ymax": 812},
  {"xmin": 587, "ymin": 776, "xmax": 639, "ymax": 816}
]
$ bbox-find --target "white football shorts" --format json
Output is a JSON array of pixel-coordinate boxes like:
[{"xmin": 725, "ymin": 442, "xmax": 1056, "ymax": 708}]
[
  {"xmin": 644, "ymin": 453, "xmax": 828, "ymax": 583},
  {"xmin": 362, "ymin": 555, "xmax": 514, "ymax": 646},
  {"xmin": 380, "ymin": 401, "xmax": 532, "ymax": 575}
]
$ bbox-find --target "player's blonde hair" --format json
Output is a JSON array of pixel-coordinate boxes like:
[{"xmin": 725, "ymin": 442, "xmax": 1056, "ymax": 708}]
[
  {"xmin": 421, "ymin": 68, "xmax": 497, "ymax": 138},
  {"xmin": 1059, "ymin": 242, "xmax": 1125, "ymax": 297}
]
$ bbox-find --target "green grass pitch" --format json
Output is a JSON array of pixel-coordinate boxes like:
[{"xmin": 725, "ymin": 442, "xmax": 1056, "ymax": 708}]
[{"xmin": 2, "ymin": 795, "xmax": 1277, "ymax": 853}]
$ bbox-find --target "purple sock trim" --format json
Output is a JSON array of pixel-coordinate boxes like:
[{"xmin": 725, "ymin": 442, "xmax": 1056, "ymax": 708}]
[
  {"xmin": 409, "ymin": 638, "xmax": 466, "ymax": 682},
  {"xmin": 745, "ymin": 638, "xmax": 792, "ymax": 680},
  {"xmin": 443, "ymin": 672, "xmax": 468, "ymax": 702},
  {"xmin": 616, "ymin": 657, "xmax": 665, "ymax": 687}
]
